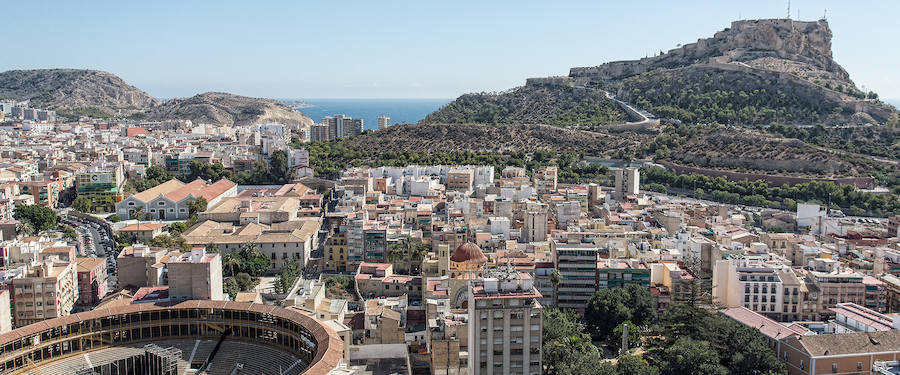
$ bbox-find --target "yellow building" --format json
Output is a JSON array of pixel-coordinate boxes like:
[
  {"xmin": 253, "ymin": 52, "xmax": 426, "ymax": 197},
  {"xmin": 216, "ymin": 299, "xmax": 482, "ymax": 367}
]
[{"xmin": 325, "ymin": 231, "xmax": 348, "ymax": 272}]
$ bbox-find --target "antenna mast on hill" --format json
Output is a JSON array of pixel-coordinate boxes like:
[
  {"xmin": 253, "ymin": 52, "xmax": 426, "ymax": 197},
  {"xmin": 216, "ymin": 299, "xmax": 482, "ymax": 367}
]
[{"xmin": 787, "ymin": 0, "xmax": 791, "ymax": 19}]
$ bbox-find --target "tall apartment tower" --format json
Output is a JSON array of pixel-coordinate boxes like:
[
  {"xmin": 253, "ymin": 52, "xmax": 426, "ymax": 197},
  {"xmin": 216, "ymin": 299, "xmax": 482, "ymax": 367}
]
[
  {"xmin": 614, "ymin": 167, "xmax": 640, "ymax": 199},
  {"xmin": 167, "ymin": 249, "xmax": 224, "ymax": 301},
  {"xmin": 523, "ymin": 203, "xmax": 548, "ymax": 243},
  {"xmin": 467, "ymin": 266, "xmax": 542, "ymax": 375},
  {"xmin": 323, "ymin": 114, "xmax": 364, "ymax": 138},
  {"xmin": 377, "ymin": 115, "xmax": 390, "ymax": 130}
]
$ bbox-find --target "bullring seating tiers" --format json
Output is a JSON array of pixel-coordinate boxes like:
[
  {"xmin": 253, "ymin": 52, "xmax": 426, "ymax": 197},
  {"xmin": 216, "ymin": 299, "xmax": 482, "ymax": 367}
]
[
  {"xmin": 18, "ymin": 339, "xmax": 305, "ymax": 375},
  {"xmin": 0, "ymin": 301, "xmax": 342, "ymax": 375}
]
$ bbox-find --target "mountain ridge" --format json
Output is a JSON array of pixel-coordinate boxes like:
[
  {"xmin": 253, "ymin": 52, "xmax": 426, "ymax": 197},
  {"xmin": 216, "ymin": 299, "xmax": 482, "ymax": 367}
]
[
  {"xmin": 429, "ymin": 18, "xmax": 895, "ymax": 126},
  {"xmin": 0, "ymin": 69, "xmax": 159, "ymax": 115},
  {"xmin": 147, "ymin": 91, "xmax": 314, "ymax": 127}
]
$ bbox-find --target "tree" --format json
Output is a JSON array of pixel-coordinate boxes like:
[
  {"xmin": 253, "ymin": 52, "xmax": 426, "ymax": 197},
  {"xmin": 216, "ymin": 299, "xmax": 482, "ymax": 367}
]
[
  {"xmin": 621, "ymin": 284, "xmax": 655, "ymax": 326},
  {"xmin": 543, "ymin": 333, "xmax": 614, "ymax": 375},
  {"xmin": 107, "ymin": 215, "xmax": 121, "ymax": 223},
  {"xmin": 550, "ymin": 269, "xmax": 561, "ymax": 307},
  {"xmin": 267, "ymin": 149, "xmax": 295, "ymax": 184},
  {"xmin": 693, "ymin": 188, "xmax": 704, "ymax": 198},
  {"xmin": 62, "ymin": 226, "xmax": 78, "ymax": 240},
  {"xmin": 204, "ymin": 242, "xmax": 219, "ymax": 253},
  {"xmin": 585, "ymin": 289, "xmax": 632, "ymax": 341},
  {"xmin": 234, "ymin": 272, "xmax": 253, "ymax": 291},
  {"xmin": 14, "ymin": 205, "xmax": 58, "ymax": 232},
  {"xmin": 187, "ymin": 197, "xmax": 207, "ymax": 218},
  {"xmin": 145, "ymin": 165, "xmax": 171, "ymax": 182},
  {"xmin": 223, "ymin": 253, "xmax": 242, "ymax": 277},
  {"xmin": 275, "ymin": 259, "xmax": 301, "ymax": 293},
  {"xmin": 659, "ymin": 338, "xmax": 727, "ymax": 375},
  {"xmin": 224, "ymin": 278, "xmax": 240, "ymax": 300},
  {"xmin": 612, "ymin": 321, "xmax": 641, "ymax": 353},
  {"xmin": 616, "ymin": 355, "xmax": 658, "ymax": 375},
  {"xmin": 409, "ymin": 240, "xmax": 428, "ymax": 275},
  {"xmin": 584, "ymin": 285, "xmax": 655, "ymax": 342},
  {"xmin": 237, "ymin": 242, "xmax": 271, "ymax": 277},
  {"xmin": 73, "ymin": 196, "xmax": 93, "ymax": 213},
  {"xmin": 131, "ymin": 209, "xmax": 145, "ymax": 221},
  {"xmin": 656, "ymin": 304, "xmax": 786, "ymax": 375},
  {"xmin": 542, "ymin": 308, "xmax": 584, "ymax": 344},
  {"xmin": 169, "ymin": 221, "xmax": 187, "ymax": 234}
]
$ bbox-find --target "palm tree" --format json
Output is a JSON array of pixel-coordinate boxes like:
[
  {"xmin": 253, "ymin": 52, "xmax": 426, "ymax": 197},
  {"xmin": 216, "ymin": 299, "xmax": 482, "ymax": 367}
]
[
  {"xmin": 386, "ymin": 243, "xmax": 403, "ymax": 266},
  {"xmin": 409, "ymin": 241, "xmax": 428, "ymax": 275},
  {"xmin": 550, "ymin": 269, "xmax": 561, "ymax": 307},
  {"xmin": 223, "ymin": 253, "xmax": 242, "ymax": 277}
]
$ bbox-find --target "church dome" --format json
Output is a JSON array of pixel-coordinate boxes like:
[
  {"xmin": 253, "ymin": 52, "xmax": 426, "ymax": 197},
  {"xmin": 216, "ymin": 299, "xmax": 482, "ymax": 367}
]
[{"xmin": 451, "ymin": 242, "xmax": 488, "ymax": 264}]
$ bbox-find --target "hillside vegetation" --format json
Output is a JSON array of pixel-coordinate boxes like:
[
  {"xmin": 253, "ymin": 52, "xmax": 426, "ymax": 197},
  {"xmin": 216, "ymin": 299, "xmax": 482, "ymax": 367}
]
[
  {"xmin": 422, "ymin": 85, "xmax": 628, "ymax": 126},
  {"xmin": 609, "ymin": 65, "xmax": 852, "ymax": 125}
]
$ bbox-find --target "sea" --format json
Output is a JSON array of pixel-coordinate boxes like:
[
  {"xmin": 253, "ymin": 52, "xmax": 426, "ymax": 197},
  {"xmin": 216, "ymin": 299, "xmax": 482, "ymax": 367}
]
[{"xmin": 281, "ymin": 98, "xmax": 452, "ymax": 130}]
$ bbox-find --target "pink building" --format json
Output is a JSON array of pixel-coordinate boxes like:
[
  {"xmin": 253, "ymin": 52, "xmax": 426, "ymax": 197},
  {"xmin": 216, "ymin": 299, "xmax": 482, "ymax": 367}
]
[{"xmin": 75, "ymin": 257, "xmax": 108, "ymax": 306}]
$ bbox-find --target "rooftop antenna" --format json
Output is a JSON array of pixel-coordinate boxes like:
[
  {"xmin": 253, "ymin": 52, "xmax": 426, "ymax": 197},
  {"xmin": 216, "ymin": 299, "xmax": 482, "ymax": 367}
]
[{"xmin": 787, "ymin": 0, "xmax": 791, "ymax": 19}]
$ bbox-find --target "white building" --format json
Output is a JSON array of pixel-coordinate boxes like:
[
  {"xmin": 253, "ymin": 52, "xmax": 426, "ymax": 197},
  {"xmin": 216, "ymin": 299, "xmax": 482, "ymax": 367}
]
[
  {"xmin": 467, "ymin": 266, "xmax": 542, "ymax": 375},
  {"xmin": 377, "ymin": 116, "xmax": 391, "ymax": 130}
]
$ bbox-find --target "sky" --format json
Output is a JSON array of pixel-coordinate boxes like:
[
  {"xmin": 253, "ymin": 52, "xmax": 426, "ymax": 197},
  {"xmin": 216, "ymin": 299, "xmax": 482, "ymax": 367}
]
[{"xmin": 1, "ymin": 0, "xmax": 898, "ymax": 100}]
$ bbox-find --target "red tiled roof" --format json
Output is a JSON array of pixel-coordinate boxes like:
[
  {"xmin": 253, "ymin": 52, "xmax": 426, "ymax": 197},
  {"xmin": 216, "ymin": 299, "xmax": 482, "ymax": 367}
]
[
  {"xmin": 126, "ymin": 127, "xmax": 148, "ymax": 137},
  {"xmin": 720, "ymin": 307, "xmax": 806, "ymax": 340}
]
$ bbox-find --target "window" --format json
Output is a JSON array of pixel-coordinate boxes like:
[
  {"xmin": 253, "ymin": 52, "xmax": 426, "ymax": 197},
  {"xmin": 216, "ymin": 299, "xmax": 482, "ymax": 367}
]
[
  {"xmin": 832, "ymin": 363, "xmax": 837, "ymax": 373},
  {"xmin": 857, "ymin": 362, "xmax": 863, "ymax": 371},
  {"xmin": 801, "ymin": 360, "xmax": 805, "ymax": 370}
]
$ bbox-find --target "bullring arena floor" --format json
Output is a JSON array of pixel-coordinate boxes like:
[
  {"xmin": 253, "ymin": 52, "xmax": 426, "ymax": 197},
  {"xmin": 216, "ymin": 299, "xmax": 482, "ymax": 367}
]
[{"xmin": 21, "ymin": 339, "xmax": 307, "ymax": 375}]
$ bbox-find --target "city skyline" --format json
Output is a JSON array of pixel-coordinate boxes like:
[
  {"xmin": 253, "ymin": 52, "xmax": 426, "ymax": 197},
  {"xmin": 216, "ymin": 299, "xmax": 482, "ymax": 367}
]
[{"xmin": 3, "ymin": 0, "xmax": 899, "ymax": 100}]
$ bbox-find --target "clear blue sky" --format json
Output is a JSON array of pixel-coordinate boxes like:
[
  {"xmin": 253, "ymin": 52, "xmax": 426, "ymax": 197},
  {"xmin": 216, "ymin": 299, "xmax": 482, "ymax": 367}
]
[{"xmin": 2, "ymin": 0, "xmax": 898, "ymax": 100}]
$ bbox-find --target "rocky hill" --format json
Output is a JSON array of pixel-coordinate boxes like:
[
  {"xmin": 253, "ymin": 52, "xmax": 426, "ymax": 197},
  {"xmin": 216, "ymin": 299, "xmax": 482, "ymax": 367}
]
[
  {"xmin": 0, "ymin": 69, "xmax": 158, "ymax": 116},
  {"xmin": 147, "ymin": 92, "xmax": 313, "ymax": 127},
  {"xmin": 569, "ymin": 19, "xmax": 895, "ymax": 125},
  {"xmin": 422, "ymin": 82, "xmax": 628, "ymax": 126},
  {"xmin": 427, "ymin": 19, "xmax": 895, "ymax": 126}
]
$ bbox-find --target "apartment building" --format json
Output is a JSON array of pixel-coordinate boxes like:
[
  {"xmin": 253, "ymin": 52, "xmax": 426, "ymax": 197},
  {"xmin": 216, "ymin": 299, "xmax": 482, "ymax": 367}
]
[
  {"xmin": 597, "ymin": 259, "xmax": 650, "ymax": 289},
  {"xmin": 447, "ymin": 168, "xmax": 475, "ymax": 191},
  {"xmin": 713, "ymin": 259, "xmax": 785, "ymax": 320},
  {"xmin": 16, "ymin": 179, "xmax": 62, "ymax": 208},
  {"xmin": 322, "ymin": 114, "xmax": 363, "ymax": 139},
  {"xmin": 377, "ymin": 116, "xmax": 390, "ymax": 130},
  {"xmin": 551, "ymin": 241, "xmax": 598, "ymax": 310},
  {"xmin": 325, "ymin": 230, "xmax": 348, "ymax": 272},
  {"xmin": 11, "ymin": 260, "xmax": 78, "ymax": 327},
  {"xmin": 807, "ymin": 270, "xmax": 875, "ymax": 318},
  {"xmin": 613, "ymin": 167, "xmax": 640, "ymax": 199},
  {"xmin": 74, "ymin": 257, "xmax": 108, "ymax": 306},
  {"xmin": 523, "ymin": 204, "xmax": 548, "ymax": 243},
  {"xmin": 116, "ymin": 244, "xmax": 171, "ymax": 288},
  {"xmin": 167, "ymin": 249, "xmax": 223, "ymax": 301},
  {"xmin": 355, "ymin": 262, "xmax": 422, "ymax": 300},
  {"xmin": 467, "ymin": 267, "xmax": 542, "ymax": 375}
]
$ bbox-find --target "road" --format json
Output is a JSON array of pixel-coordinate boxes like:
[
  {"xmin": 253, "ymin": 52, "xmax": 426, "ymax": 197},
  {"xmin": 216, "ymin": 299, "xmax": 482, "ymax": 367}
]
[
  {"xmin": 573, "ymin": 85, "xmax": 655, "ymax": 126},
  {"xmin": 62, "ymin": 213, "xmax": 118, "ymax": 291}
]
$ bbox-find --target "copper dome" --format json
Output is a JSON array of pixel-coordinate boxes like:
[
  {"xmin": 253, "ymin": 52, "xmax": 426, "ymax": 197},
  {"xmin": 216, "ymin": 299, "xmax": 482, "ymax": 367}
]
[{"xmin": 451, "ymin": 242, "xmax": 488, "ymax": 264}]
